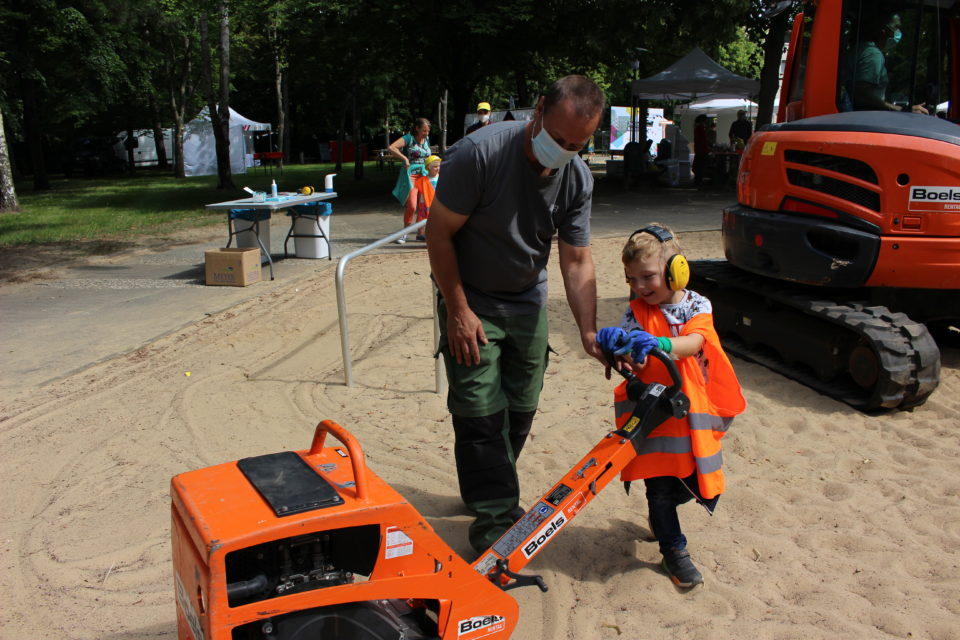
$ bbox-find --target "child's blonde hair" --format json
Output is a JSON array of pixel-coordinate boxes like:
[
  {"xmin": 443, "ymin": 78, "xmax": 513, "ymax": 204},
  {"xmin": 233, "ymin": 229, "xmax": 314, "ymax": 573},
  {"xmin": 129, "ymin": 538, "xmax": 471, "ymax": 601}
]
[{"xmin": 621, "ymin": 222, "xmax": 683, "ymax": 266}]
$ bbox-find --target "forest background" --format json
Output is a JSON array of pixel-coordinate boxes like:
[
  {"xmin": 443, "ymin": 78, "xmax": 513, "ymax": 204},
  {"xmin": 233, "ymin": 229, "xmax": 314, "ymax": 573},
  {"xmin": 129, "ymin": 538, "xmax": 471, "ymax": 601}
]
[{"xmin": 0, "ymin": 0, "xmax": 796, "ymax": 206}]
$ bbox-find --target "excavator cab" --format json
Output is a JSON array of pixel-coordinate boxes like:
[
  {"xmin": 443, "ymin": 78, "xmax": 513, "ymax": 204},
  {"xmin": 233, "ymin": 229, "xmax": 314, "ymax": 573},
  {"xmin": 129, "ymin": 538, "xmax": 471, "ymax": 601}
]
[
  {"xmin": 780, "ymin": 0, "xmax": 957, "ymax": 121},
  {"xmin": 696, "ymin": 0, "xmax": 959, "ymax": 411}
]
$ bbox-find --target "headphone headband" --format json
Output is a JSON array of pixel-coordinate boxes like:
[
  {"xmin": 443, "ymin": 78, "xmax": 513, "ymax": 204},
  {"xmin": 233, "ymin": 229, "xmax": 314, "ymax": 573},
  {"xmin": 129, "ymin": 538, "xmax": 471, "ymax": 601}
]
[{"xmin": 631, "ymin": 225, "xmax": 674, "ymax": 244}]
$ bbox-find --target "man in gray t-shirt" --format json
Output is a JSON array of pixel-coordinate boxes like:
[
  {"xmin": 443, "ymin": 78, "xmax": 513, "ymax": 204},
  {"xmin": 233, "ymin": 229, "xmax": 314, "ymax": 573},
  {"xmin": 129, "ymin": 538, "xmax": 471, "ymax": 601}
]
[{"xmin": 426, "ymin": 75, "xmax": 605, "ymax": 554}]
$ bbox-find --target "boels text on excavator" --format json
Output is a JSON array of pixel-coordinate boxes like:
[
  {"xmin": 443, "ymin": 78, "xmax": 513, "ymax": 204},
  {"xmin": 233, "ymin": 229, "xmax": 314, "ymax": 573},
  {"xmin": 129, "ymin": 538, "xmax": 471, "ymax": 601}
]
[
  {"xmin": 171, "ymin": 351, "xmax": 689, "ymax": 640},
  {"xmin": 691, "ymin": 0, "xmax": 959, "ymax": 411}
]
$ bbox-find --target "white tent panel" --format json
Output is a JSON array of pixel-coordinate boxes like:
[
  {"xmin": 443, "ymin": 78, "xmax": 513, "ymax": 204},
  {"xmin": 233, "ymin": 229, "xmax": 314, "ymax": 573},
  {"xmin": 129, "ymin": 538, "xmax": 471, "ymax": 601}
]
[
  {"xmin": 682, "ymin": 98, "xmax": 757, "ymax": 112},
  {"xmin": 183, "ymin": 107, "xmax": 271, "ymax": 177}
]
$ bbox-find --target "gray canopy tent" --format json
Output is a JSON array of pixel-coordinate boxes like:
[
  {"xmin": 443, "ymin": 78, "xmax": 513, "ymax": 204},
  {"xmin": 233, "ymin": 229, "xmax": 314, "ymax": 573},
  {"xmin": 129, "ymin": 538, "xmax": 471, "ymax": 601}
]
[
  {"xmin": 631, "ymin": 47, "xmax": 760, "ymax": 100},
  {"xmin": 628, "ymin": 48, "xmax": 760, "ymax": 184}
]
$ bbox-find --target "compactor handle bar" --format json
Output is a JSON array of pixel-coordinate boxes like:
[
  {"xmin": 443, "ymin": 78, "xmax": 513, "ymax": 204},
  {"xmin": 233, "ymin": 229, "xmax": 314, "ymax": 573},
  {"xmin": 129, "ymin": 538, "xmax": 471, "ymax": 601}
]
[
  {"xmin": 309, "ymin": 419, "xmax": 369, "ymax": 502},
  {"xmin": 605, "ymin": 347, "xmax": 689, "ymax": 423}
]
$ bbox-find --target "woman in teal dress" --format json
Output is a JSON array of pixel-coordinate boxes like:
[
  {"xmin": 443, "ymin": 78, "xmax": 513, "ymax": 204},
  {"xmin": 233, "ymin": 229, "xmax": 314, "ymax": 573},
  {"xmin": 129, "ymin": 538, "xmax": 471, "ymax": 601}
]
[{"xmin": 388, "ymin": 118, "xmax": 431, "ymax": 243}]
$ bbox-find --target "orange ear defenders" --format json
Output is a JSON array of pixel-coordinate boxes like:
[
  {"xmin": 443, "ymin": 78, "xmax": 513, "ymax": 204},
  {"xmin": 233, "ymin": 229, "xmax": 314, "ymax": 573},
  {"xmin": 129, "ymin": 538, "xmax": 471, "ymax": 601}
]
[{"xmin": 632, "ymin": 226, "xmax": 690, "ymax": 291}]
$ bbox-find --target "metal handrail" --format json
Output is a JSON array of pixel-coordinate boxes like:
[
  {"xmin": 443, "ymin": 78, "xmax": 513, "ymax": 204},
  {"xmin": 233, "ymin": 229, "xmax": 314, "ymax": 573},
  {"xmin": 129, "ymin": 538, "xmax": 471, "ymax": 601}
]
[{"xmin": 336, "ymin": 219, "xmax": 444, "ymax": 393}]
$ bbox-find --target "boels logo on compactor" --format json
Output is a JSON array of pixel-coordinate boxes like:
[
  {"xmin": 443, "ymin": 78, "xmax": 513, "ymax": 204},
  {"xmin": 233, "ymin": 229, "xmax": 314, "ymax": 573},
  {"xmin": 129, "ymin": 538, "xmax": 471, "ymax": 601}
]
[
  {"xmin": 522, "ymin": 513, "xmax": 567, "ymax": 559},
  {"xmin": 457, "ymin": 614, "xmax": 506, "ymax": 637}
]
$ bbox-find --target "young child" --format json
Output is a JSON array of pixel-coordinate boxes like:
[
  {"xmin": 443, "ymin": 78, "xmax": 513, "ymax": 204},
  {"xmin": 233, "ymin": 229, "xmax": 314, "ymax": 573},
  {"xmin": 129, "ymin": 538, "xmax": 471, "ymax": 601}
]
[
  {"xmin": 425, "ymin": 154, "xmax": 441, "ymax": 188},
  {"xmin": 414, "ymin": 155, "xmax": 441, "ymax": 241},
  {"xmin": 596, "ymin": 223, "xmax": 745, "ymax": 588}
]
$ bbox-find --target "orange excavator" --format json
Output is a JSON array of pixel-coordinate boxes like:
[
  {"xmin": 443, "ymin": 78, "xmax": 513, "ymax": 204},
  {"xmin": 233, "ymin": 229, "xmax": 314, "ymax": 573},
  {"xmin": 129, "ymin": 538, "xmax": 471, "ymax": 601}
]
[
  {"xmin": 172, "ymin": 350, "xmax": 689, "ymax": 640},
  {"xmin": 691, "ymin": 0, "xmax": 960, "ymax": 410}
]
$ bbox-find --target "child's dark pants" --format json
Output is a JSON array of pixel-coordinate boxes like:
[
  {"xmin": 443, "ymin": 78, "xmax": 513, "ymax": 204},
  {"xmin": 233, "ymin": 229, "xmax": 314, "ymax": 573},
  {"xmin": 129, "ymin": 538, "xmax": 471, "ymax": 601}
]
[{"xmin": 644, "ymin": 472, "xmax": 718, "ymax": 554}]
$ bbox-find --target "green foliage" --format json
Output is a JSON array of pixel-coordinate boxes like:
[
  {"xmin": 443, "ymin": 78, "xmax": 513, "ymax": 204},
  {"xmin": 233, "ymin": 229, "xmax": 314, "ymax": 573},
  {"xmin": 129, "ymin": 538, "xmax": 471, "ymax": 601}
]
[
  {"xmin": 1, "ymin": 0, "xmax": 769, "ymax": 182},
  {"xmin": 718, "ymin": 26, "xmax": 763, "ymax": 78}
]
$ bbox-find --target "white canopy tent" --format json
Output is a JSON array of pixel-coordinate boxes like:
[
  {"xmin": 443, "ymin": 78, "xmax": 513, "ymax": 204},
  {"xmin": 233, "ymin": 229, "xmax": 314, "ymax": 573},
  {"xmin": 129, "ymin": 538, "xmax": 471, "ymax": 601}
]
[
  {"xmin": 674, "ymin": 98, "xmax": 761, "ymax": 149},
  {"xmin": 183, "ymin": 107, "xmax": 271, "ymax": 177},
  {"xmin": 632, "ymin": 47, "xmax": 760, "ymax": 101},
  {"xmin": 681, "ymin": 97, "xmax": 758, "ymax": 112}
]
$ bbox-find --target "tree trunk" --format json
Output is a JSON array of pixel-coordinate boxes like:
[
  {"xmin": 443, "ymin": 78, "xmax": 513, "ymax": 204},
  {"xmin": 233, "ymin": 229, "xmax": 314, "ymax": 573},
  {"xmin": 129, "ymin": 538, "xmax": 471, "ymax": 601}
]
[
  {"xmin": 281, "ymin": 69, "xmax": 290, "ymax": 162},
  {"xmin": 273, "ymin": 32, "xmax": 285, "ymax": 164},
  {"xmin": 450, "ymin": 85, "xmax": 473, "ymax": 145},
  {"xmin": 335, "ymin": 102, "xmax": 345, "ymax": 172},
  {"xmin": 167, "ymin": 29, "xmax": 195, "ymax": 179},
  {"xmin": 21, "ymin": 75, "xmax": 49, "ymax": 190},
  {"xmin": 215, "ymin": 0, "xmax": 234, "ymax": 189},
  {"xmin": 383, "ymin": 107, "xmax": 389, "ymax": 153},
  {"xmin": 125, "ymin": 120, "xmax": 137, "ymax": 174},
  {"xmin": 438, "ymin": 90, "xmax": 448, "ymax": 151},
  {"xmin": 150, "ymin": 97, "xmax": 169, "ymax": 169},
  {"xmin": 200, "ymin": 4, "xmax": 234, "ymax": 190},
  {"xmin": 757, "ymin": 9, "xmax": 791, "ymax": 129},
  {"xmin": 0, "ymin": 109, "xmax": 20, "ymax": 212},
  {"xmin": 172, "ymin": 118, "xmax": 185, "ymax": 179},
  {"xmin": 352, "ymin": 87, "xmax": 363, "ymax": 179}
]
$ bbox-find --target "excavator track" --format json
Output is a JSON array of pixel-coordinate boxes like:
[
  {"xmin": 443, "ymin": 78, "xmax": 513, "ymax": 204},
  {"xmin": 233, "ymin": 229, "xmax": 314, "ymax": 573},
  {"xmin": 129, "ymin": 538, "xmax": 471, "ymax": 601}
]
[{"xmin": 689, "ymin": 260, "xmax": 940, "ymax": 412}]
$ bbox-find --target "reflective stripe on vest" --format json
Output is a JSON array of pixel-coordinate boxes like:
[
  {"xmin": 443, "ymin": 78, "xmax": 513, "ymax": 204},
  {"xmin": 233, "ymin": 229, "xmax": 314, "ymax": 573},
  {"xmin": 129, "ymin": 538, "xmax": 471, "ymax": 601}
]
[
  {"xmin": 611, "ymin": 299, "xmax": 744, "ymax": 499},
  {"xmin": 616, "ymin": 388, "xmax": 724, "ymax": 492},
  {"xmin": 689, "ymin": 412, "xmax": 734, "ymax": 433}
]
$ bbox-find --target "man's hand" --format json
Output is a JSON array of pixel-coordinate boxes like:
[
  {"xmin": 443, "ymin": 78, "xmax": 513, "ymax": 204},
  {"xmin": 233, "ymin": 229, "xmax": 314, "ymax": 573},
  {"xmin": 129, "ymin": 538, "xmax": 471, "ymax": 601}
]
[
  {"xmin": 446, "ymin": 304, "xmax": 488, "ymax": 366},
  {"xmin": 581, "ymin": 329, "xmax": 605, "ymax": 365},
  {"xmin": 595, "ymin": 327, "xmax": 661, "ymax": 379},
  {"xmin": 595, "ymin": 327, "xmax": 632, "ymax": 379},
  {"xmin": 596, "ymin": 327, "xmax": 632, "ymax": 355}
]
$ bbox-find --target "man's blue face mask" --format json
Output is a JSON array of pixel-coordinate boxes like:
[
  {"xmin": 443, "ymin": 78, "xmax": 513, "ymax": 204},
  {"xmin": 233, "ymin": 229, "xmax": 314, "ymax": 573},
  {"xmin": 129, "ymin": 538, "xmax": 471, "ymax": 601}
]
[
  {"xmin": 531, "ymin": 114, "xmax": 580, "ymax": 169},
  {"xmin": 886, "ymin": 25, "xmax": 902, "ymax": 49}
]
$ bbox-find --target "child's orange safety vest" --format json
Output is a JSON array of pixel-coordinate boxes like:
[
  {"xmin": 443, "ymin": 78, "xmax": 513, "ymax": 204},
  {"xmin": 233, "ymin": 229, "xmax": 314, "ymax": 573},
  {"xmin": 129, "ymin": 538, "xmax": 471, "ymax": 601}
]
[
  {"xmin": 614, "ymin": 298, "xmax": 745, "ymax": 500},
  {"xmin": 411, "ymin": 173, "xmax": 436, "ymax": 209}
]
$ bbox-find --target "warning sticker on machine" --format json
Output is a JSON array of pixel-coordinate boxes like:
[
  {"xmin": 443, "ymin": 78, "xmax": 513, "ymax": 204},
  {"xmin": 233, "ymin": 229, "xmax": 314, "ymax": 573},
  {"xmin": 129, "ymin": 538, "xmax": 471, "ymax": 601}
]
[
  {"xmin": 175, "ymin": 573, "xmax": 205, "ymax": 640},
  {"xmin": 521, "ymin": 512, "xmax": 568, "ymax": 559},
  {"xmin": 491, "ymin": 501, "xmax": 554, "ymax": 557},
  {"xmin": 908, "ymin": 186, "xmax": 960, "ymax": 211},
  {"xmin": 384, "ymin": 526, "xmax": 414, "ymax": 558}
]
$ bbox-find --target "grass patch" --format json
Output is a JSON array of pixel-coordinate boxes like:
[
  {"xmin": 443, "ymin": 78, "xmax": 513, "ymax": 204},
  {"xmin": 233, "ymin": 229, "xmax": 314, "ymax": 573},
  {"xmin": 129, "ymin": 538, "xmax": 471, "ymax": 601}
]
[{"xmin": 1, "ymin": 162, "xmax": 398, "ymax": 247}]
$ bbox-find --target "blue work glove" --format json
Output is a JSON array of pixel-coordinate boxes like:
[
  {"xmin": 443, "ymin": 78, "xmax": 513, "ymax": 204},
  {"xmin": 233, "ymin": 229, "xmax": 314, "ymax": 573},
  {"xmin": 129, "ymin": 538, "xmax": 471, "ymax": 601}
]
[
  {"xmin": 596, "ymin": 327, "xmax": 633, "ymax": 356},
  {"xmin": 626, "ymin": 330, "xmax": 659, "ymax": 360}
]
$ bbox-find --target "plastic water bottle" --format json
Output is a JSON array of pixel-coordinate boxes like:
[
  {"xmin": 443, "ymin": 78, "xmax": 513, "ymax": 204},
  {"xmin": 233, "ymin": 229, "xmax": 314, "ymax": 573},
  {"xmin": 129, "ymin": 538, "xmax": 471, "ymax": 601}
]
[{"xmin": 271, "ymin": 179, "xmax": 278, "ymax": 199}]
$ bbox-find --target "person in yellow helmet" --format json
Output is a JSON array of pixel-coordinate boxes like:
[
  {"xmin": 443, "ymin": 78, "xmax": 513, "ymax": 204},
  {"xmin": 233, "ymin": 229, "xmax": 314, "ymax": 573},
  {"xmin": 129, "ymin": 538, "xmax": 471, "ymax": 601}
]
[{"xmin": 465, "ymin": 101, "xmax": 493, "ymax": 135}]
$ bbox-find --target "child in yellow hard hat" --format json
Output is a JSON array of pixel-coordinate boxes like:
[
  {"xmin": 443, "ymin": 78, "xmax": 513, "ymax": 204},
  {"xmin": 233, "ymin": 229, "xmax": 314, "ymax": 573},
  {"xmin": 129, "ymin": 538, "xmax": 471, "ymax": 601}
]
[{"xmin": 414, "ymin": 155, "xmax": 442, "ymax": 241}]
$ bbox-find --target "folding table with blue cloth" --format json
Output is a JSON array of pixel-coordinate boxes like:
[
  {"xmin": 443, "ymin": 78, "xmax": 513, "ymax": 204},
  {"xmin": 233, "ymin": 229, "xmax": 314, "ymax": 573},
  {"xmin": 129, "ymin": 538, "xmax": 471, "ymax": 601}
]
[{"xmin": 205, "ymin": 191, "xmax": 339, "ymax": 281}]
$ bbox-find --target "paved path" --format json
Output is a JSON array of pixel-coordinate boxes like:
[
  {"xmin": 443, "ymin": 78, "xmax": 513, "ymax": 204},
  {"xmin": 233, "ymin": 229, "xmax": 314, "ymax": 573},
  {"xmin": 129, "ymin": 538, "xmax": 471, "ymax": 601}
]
[{"xmin": 0, "ymin": 183, "xmax": 735, "ymax": 396}]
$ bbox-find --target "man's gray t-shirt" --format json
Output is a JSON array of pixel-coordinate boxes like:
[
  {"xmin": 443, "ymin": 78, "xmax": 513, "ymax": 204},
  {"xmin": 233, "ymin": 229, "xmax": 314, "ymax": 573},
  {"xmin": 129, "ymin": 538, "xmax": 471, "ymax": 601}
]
[{"xmin": 435, "ymin": 120, "xmax": 593, "ymax": 316}]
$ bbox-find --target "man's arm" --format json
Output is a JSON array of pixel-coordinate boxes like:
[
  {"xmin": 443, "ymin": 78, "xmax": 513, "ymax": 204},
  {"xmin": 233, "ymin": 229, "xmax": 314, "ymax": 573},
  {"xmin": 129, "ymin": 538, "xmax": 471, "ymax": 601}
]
[
  {"xmin": 557, "ymin": 239, "xmax": 603, "ymax": 364},
  {"xmin": 426, "ymin": 198, "xmax": 487, "ymax": 366}
]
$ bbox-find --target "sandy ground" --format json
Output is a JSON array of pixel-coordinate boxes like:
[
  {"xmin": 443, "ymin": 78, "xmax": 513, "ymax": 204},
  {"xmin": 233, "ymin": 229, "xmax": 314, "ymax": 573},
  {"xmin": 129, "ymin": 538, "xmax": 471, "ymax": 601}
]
[{"xmin": 1, "ymin": 231, "xmax": 959, "ymax": 640}]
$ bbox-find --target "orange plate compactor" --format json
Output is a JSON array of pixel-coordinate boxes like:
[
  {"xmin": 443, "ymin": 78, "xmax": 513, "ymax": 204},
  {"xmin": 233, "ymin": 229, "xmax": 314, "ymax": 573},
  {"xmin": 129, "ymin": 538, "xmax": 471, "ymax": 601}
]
[{"xmin": 171, "ymin": 351, "xmax": 689, "ymax": 640}]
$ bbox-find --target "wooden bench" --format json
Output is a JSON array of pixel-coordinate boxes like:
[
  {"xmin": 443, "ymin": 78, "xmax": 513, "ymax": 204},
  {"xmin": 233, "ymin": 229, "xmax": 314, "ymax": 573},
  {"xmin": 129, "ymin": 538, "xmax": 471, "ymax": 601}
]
[{"xmin": 373, "ymin": 149, "xmax": 402, "ymax": 171}]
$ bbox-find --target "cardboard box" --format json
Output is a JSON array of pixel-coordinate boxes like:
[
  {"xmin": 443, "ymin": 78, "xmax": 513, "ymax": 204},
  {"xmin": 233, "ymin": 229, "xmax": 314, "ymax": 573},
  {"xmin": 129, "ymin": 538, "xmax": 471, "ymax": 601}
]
[{"xmin": 204, "ymin": 248, "xmax": 262, "ymax": 286}]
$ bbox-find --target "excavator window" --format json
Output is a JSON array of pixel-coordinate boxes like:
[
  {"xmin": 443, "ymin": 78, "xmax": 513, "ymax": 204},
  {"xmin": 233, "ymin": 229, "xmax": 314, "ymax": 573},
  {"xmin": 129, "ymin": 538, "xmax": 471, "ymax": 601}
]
[
  {"xmin": 837, "ymin": 0, "xmax": 952, "ymax": 115},
  {"xmin": 786, "ymin": 9, "xmax": 815, "ymax": 108}
]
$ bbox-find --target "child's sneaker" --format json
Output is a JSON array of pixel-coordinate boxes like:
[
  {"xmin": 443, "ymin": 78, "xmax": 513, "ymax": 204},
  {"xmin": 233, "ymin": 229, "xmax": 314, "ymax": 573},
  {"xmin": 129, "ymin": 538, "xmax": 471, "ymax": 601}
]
[{"xmin": 661, "ymin": 548, "xmax": 703, "ymax": 588}]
